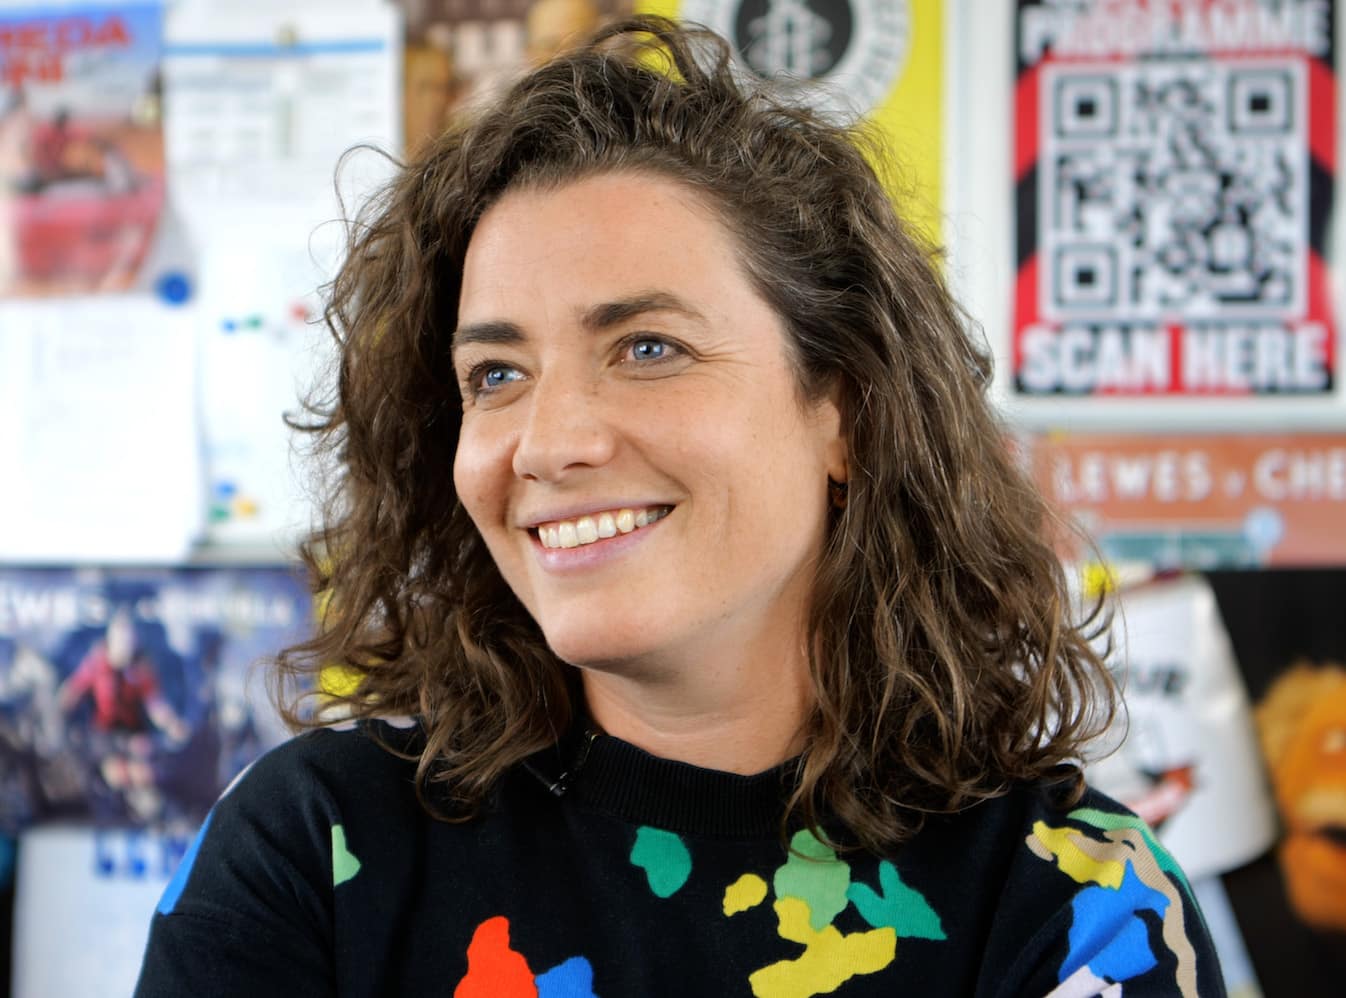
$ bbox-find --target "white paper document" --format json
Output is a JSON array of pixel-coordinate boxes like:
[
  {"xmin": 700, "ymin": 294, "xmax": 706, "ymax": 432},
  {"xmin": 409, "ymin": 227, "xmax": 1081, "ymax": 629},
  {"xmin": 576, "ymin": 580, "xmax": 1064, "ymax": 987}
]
[
  {"xmin": 0, "ymin": 297, "xmax": 203, "ymax": 563},
  {"xmin": 163, "ymin": 1, "xmax": 400, "ymax": 226},
  {"xmin": 196, "ymin": 237, "xmax": 332, "ymax": 552}
]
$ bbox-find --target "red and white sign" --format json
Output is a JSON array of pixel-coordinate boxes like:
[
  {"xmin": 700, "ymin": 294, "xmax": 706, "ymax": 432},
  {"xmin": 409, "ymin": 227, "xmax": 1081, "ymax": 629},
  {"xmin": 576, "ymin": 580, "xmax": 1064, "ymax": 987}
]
[{"xmin": 1012, "ymin": 0, "xmax": 1338, "ymax": 396}]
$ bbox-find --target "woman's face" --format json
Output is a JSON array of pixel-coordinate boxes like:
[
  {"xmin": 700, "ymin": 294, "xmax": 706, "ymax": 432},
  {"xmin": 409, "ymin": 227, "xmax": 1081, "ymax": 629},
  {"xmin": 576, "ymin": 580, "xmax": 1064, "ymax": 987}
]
[{"xmin": 452, "ymin": 172, "xmax": 846, "ymax": 678}]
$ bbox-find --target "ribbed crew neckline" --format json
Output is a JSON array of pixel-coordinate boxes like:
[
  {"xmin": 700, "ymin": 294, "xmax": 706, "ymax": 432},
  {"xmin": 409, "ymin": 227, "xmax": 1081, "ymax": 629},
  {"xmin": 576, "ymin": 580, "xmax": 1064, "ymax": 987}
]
[{"xmin": 524, "ymin": 730, "xmax": 798, "ymax": 840}]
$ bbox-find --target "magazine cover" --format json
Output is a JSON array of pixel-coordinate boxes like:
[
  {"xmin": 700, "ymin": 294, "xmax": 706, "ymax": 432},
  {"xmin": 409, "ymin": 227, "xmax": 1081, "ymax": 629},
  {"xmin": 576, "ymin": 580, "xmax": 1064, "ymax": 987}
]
[
  {"xmin": 0, "ymin": 3, "xmax": 165, "ymax": 297},
  {"xmin": 0, "ymin": 567, "xmax": 309, "ymax": 831}
]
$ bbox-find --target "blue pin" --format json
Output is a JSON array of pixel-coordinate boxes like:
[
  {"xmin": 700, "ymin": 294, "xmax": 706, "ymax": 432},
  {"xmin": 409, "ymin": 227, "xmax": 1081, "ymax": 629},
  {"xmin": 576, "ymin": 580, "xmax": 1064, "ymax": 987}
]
[{"xmin": 155, "ymin": 271, "xmax": 192, "ymax": 306}]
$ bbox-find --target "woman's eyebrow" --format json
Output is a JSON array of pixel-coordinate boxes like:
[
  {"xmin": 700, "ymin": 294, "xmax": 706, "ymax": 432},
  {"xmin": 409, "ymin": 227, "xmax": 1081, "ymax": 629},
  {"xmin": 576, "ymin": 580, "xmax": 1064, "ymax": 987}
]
[
  {"xmin": 581, "ymin": 291, "xmax": 707, "ymax": 330},
  {"xmin": 451, "ymin": 320, "xmax": 524, "ymax": 352},
  {"xmin": 454, "ymin": 292, "xmax": 707, "ymax": 351}
]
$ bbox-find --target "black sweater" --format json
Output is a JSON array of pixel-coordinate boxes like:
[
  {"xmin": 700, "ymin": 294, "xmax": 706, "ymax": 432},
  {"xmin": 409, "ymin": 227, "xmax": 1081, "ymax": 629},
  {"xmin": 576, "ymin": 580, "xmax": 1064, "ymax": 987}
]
[{"xmin": 134, "ymin": 719, "xmax": 1226, "ymax": 997}]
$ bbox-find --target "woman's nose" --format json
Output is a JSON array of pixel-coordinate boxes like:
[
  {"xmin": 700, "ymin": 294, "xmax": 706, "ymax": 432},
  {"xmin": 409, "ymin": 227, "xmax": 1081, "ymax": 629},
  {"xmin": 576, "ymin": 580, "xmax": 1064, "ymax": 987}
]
[{"xmin": 510, "ymin": 373, "xmax": 618, "ymax": 482}]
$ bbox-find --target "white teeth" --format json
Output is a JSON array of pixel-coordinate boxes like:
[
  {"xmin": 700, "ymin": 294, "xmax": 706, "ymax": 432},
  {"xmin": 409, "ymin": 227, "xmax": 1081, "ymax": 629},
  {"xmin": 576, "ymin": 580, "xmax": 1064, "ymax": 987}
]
[
  {"xmin": 536, "ymin": 506, "xmax": 668, "ymax": 549},
  {"xmin": 557, "ymin": 522, "xmax": 578, "ymax": 548}
]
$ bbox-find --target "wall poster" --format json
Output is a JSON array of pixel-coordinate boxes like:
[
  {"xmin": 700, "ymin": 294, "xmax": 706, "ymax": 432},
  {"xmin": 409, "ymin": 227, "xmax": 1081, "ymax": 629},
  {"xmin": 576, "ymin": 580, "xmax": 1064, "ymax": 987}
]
[
  {"xmin": 0, "ymin": 568, "xmax": 309, "ymax": 832},
  {"xmin": 399, "ymin": 0, "xmax": 634, "ymax": 159},
  {"xmin": 0, "ymin": 2, "xmax": 165, "ymax": 298},
  {"xmin": 397, "ymin": 0, "xmax": 943, "ymax": 238},
  {"xmin": 640, "ymin": 0, "xmax": 945, "ymax": 243},
  {"xmin": 1013, "ymin": 0, "xmax": 1337, "ymax": 396},
  {"xmin": 1031, "ymin": 431, "xmax": 1346, "ymax": 568},
  {"xmin": 1202, "ymin": 571, "xmax": 1346, "ymax": 992}
]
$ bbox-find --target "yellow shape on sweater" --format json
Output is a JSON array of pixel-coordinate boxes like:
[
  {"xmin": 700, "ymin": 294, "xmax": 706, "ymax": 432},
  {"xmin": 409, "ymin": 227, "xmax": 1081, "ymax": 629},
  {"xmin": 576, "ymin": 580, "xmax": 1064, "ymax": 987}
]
[
  {"xmin": 1027, "ymin": 821, "xmax": 1125, "ymax": 889},
  {"xmin": 724, "ymin": 873, "xmax": 769, "ymax": 916},
  {"xmin": 749, "ymin": 897, "xmax": 896, "ymax": 998}
]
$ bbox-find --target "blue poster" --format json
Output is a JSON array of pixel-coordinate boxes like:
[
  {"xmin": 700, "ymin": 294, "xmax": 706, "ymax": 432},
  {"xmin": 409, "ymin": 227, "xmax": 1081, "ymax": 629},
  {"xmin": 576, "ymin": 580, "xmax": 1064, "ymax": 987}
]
[{"xmin": 0, "ymin": 567, "xmax": 309, "ymax": 830}]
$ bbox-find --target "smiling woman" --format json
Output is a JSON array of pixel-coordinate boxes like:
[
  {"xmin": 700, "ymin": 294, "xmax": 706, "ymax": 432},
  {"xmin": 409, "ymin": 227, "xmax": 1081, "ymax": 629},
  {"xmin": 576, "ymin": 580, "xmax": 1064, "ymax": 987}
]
[
  {"xmin": 450, "ymin": 173, "xmax": 846, "ymax": 758},
  {"xmin": 135, "ymin": 16, "xmax": 1227, "ymax": 998}
]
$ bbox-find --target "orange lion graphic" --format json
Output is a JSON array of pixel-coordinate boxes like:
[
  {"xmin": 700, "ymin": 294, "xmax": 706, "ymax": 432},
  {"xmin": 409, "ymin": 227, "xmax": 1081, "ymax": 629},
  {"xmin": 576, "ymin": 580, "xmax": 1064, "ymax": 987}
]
[{"xmin": 1255, "ymin": 662, "xmax": 1346, "ymax": 934}]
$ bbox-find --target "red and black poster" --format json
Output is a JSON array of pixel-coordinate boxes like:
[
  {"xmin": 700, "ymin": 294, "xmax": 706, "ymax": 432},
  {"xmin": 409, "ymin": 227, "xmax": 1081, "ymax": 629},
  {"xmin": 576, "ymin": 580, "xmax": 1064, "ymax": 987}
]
[{"xmin": 1012, "ymin": 1, "xmax": 1337, "ymax": 396}]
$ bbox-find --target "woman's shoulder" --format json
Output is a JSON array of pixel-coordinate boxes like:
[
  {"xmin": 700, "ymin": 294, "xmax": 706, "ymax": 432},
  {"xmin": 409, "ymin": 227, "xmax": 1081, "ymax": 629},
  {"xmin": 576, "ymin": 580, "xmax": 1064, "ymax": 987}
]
[
  {"xmin": 153, "ymin": 717, "xmax": 428, "ymax": 920},
  {"xmin": 218, "ymin": 716, "xmax": 424, "ymax": 820},
  {"xmin": 1006, "ymin": 773, "xmax": 1188, "ymax": 882},
  {"xmin": 918, "ymin": 768, "xmax": 1157, "ymax": 842},
  {"xmin": 921, "ymin": 770, "xmax": 1191, "ymax": 894},
  {"xmin": 912, "ymin": 773, "xmax": 1223, "ymax": 998},
  {"xmin": 138, "ymin": 719, "xmax": 430, "ymax": 995}
]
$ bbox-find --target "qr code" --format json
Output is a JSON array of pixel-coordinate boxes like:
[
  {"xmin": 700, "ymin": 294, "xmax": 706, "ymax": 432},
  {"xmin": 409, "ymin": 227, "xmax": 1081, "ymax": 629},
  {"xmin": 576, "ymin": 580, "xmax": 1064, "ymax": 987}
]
[{"xmin": 1040, "ymin": 59, "xmax": 1306, "ymax": 321}]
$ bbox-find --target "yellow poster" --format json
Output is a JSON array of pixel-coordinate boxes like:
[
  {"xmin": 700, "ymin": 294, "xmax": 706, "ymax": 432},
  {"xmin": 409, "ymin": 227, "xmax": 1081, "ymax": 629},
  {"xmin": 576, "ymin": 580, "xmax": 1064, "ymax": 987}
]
[{"xmin": 636, "ymin": 0, "xmax": 944, "ymax": 243}]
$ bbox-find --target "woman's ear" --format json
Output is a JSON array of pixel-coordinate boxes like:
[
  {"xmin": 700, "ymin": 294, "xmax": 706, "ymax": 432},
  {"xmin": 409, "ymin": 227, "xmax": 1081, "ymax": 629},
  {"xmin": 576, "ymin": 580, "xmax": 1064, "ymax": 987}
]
[{"xmin": 816, "ymin": 381, "xmax": 848, "ymax": 486}]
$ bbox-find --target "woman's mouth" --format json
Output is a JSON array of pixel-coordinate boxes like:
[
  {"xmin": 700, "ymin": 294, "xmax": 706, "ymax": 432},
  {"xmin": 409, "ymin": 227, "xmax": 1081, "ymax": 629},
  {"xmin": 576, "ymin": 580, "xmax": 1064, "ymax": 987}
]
[{"xmin": 531, "ymin": 505, "xmax": 673, "ymax": 550}]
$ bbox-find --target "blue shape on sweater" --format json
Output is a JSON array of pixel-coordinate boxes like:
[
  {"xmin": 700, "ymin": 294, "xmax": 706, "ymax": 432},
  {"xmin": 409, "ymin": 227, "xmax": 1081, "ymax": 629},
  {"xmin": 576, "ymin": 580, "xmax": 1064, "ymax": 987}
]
[
  {"xmin": 156, "ymin": 810, "xmax": 214, "ymax": 915},
  {"xmin": 1090, "ymin": 913, "xmax": 1159, "ymax": 983},
  {"xmin": 1060, "ymin": 862, "xmax": 1167, "ymax": 985},
  {"xmin": 536, "ymin": 956, "xmax": 598, "ymax": 997}
]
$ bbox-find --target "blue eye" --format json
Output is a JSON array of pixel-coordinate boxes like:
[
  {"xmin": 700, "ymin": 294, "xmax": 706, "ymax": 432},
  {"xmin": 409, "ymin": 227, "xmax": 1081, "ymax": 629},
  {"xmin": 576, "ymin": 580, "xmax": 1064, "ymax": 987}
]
[
  {"xmin": 468, "ymin": 364, "xmax": 523, "ymax": 395},
  {"xmin": 631, "ymin": 339, "xmax": 667, "ymax": 361}
]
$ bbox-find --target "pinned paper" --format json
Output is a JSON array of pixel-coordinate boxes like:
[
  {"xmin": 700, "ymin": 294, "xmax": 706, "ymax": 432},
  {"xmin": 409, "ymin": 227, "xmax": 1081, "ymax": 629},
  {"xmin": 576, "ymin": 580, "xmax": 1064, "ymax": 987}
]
[{"xmin": 0, "ymin": 296, "xmax": 203, "ymax": 563}]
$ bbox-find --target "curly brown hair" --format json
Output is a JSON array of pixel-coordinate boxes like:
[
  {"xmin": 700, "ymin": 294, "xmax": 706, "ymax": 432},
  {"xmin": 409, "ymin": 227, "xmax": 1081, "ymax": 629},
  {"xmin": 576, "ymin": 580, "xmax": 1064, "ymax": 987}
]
[{"xmin": 275, "ymin": 15, "xmax": 1115, "ymax": 853}]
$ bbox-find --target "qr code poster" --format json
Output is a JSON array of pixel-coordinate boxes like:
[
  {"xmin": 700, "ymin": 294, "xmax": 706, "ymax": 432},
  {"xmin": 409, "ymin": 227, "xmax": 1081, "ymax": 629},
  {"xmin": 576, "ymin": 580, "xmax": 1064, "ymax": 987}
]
[{"xmin": 1013, "ymin": 0, "xmax": 1337, "ymax": 396}]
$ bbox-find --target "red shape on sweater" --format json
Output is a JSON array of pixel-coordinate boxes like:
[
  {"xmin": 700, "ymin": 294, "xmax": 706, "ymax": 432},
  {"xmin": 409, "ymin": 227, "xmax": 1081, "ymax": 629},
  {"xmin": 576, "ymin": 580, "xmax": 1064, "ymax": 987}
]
[{"xmin": 454, "ymin": 916, "xmax": 538, "ymax": 998}]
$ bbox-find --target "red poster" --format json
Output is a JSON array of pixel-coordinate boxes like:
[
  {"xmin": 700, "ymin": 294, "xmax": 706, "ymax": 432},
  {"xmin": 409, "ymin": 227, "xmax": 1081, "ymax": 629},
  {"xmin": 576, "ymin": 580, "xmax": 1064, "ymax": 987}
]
[
  {"xmin": 0, "ymin": 4, "xmax": 165, "ymax": 298},
  {"xmin": 1012, "ymin": 1, "xmax": 1337, "ymax": 396}
]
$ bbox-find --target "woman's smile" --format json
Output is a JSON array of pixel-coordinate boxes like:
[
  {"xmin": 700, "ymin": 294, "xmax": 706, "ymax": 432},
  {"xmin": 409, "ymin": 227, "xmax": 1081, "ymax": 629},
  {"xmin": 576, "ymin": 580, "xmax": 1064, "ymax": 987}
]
[
  {"xmin": 526, "ymin": 503, "xmax": 676, "ymax": 575},
  {"xmin": 530, "ymin": 503, "xmax": 674, "ymax": 550}
]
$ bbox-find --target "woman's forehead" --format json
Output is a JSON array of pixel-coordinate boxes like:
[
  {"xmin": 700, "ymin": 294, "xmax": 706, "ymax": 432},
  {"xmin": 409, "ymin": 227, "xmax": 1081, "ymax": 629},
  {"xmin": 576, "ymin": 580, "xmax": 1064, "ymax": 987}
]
[{"xmin": 457, "ymin": 172, "xmax": 758, "ymax": 331}]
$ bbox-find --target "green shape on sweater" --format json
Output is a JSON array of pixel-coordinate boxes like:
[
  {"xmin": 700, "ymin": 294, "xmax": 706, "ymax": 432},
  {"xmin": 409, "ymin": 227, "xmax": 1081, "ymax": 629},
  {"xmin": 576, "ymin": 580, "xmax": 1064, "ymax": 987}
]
[
  {"xmin": 332, "ymin": 824, "xmax": 361, "ymax": 887},
  {"xmin": 630, "ymin": 826, "xmax": 692, "ymax": 898},
  {"xmin": 774, "ymin": 829, "xmax": 851, "ymax": 930},
  {"xmin": 847, "ymin": 861, "xmax": 946, "ymax": 939}
]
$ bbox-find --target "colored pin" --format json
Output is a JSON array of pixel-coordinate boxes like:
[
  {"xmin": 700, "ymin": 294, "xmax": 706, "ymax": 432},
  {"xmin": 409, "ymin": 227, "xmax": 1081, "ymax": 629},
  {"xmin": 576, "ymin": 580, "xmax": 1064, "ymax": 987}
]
[{"xmin": 155, "ymin": 271, "xmax": 192, "ymax": 305}]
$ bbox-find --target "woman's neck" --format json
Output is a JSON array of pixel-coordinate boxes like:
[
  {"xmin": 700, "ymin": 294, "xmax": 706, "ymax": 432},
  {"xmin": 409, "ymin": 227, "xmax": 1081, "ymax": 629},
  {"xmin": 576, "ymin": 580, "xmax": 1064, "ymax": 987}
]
[{"xmin": 578, "ymin": 658, "xmax": 812, "ymax": 776}]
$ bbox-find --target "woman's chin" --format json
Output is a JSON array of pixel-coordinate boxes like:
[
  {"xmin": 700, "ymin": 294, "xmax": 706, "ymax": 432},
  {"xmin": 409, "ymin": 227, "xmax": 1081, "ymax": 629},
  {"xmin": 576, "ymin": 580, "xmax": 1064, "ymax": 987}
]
[{"xmin": 543, "ymin": 627, "xmax": 667, "ymax": 677}]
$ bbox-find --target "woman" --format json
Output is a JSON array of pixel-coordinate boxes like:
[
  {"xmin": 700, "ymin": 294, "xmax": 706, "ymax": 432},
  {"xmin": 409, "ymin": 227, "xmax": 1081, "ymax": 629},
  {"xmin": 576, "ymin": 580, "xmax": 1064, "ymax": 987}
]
[{"xmin": 136, "ymin": 18, "xmax": 1225, "ymax": 997}]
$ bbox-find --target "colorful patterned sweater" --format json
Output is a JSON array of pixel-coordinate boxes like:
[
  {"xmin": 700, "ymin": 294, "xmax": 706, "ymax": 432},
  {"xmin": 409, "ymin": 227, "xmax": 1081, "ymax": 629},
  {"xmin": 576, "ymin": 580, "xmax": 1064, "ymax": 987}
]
[{"xmin": 134, "ymin": 719, "xmax": 1226, "ymax": 997}]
